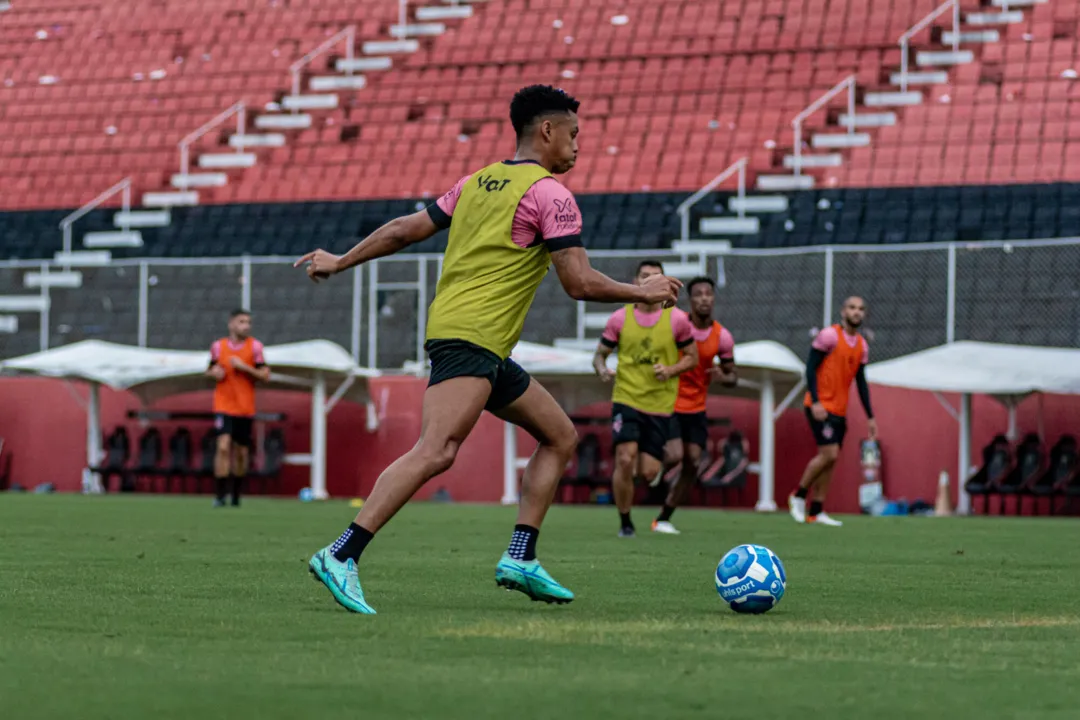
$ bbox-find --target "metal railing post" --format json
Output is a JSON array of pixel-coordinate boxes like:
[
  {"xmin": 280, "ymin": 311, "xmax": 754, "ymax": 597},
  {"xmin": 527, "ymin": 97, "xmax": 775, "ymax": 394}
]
[
  {"xmin": 822, "ymin": 247, "xmax": 834, "ymax": 329},
  {"xmin": 900, "ymin": 38, "xmax": 909, "ymax": 92},
  {"xmin": 416, "ymin": 257, "xmax": 427, "ymax": 365},
  {"xmin": 351, "ymin": 260, "xmax": 362, "ymax": 362},
  {"xmin": 59, "ymin": 177, "xmax": 132, "ymax": 258},
  {"xmin": 899, "ymin": 1, "xmax": 960, "ymax": 95},
  {"xmin": 791, "ymin": 75, "xmax": 855, "ymax": 167},
  {"xmin": 793, "ymin": 119, "xmax": 803, "ymax": 177},
  {"xmin": 177, "ymin": 101, "xmax": 246, "ymax": 178},
  {"xmin": 288, "ymin": 26, "xmax": 358, "ymax": 100},
  {"xmin": 367, "ymin": 260, "xmax": 378, "ymax": 368},
  {"xmin": 946, "ymin": 243, "xmax": 957, "ymax": 343},
  {"xmin": 138, "ymin": 260, "xmax": 149, "ymax": 347},
  {"xmin": 674, "ymin": 157, "xmax": 748, "ymax": 243},
  {"xmin": 952, "ymin": 0, "xmax": 960, "ymax": 52},
  {"xmin": 847, "ymin": 80, "xmax": 856, "ymax": 137},
  {"xmin": 736, "ymin": 163, "xmax": 746, "ymax": 218}
]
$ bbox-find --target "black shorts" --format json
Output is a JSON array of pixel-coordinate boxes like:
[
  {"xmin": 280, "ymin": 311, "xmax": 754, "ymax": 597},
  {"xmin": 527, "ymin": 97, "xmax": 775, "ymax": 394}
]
[
  {"xmin": 215, "ymin": 414, "xmax": 253, "ymax": 447},
  {"xmin": 612, "ymin": 403, "xmax": 670, "ymax": 462},
  {"xmin": 805, "ymin": 407, "xmax": 847, "ymax": 447},
  {"xmin": 672, "ymin": 411, "xmax": 709, "ymax": 449},
  {"xmin": 425, "ymin": 339, "xmax": 531, "ymax": 412}
]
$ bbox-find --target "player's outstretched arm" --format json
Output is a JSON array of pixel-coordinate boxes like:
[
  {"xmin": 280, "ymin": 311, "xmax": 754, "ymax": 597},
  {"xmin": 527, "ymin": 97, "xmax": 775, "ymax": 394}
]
[
  {"xmin": 551, "ymin": 247, "xmax": 681, "ymax": 305},
  {"xmin": 294, "ymin": 210, "xmax": 439, "ymax": 282}
]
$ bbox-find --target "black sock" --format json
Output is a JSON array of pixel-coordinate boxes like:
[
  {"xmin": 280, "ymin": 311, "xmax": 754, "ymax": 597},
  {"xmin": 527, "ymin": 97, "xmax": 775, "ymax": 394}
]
[
  {"xmin": 331, "ymin": 522, "xmax": 375, "ymax": 563},
  {"xmin": 657, "ymin": 504, "xmax": 675, "ymax": 522},
  {"xmin": 619, "ymin": 512, "xmax": 634, "ymax": 531},
  {"xmin": 506, "ymin": 524, "xmax": 539, "ymax": 561},
  {"xmin": 214, "ymin": 476, "xmax": 227, "ymax": 501},
  {"xmin": 795, "ymin": 487, "xmax": 809, "ymax": 500},
  {"xmin": 230, "ymin": 475, "xmax": 243, "ymax": 505},
  {"xmin": 809, "ymin": 500, "xmax": 823, "ymax": 517}
]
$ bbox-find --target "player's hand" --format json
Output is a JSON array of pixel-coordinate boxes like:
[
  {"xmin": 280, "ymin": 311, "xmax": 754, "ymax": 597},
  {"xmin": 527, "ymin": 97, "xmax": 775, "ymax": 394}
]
[
  {"xmin": 208, "ymin": 364, "xmax": 226, "ymax": 381},
  {"xmin": 653, "ymin": 364, "xmax": 674, "ymax": 381},
  {"xmin": 867, "ymin": 418, "xmax": 878, "ymax": 441},
  {"xmin": 595, "ymin": 364, "xmax": 615, "ymax": 382},
  {"xmin": 228, "ymin": 356, "xmax": 248, "ymax": 371},
  {"xmin": 811, "ymin": 402, "xmax": 828, "ymax": 422},
  {"xmin": 294, "ymin": 249, "xmax": 342, "ymax": 283},
  {"xmin": 639, "ymin": 274, "xmax": 682, "ymax": 308}
]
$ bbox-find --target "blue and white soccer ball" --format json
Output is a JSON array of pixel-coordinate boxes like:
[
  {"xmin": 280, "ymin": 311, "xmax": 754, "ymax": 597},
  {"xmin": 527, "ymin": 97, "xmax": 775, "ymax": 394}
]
[{"xmin": 715, "ymin": 544, "xmax": 786, "ymax": 614}]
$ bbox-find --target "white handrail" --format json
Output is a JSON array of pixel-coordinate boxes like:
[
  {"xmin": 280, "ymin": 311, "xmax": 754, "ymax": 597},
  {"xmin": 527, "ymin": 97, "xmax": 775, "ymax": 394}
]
[
  {"xmin": 675, "ymin": 158, "xmax": 747, "ymax": 242},
  {"xmin": 289, "ymin": 26, "xmax": 356, "ymax": 101},
  {"xmin": 178, "ymin": 101, "xmax": 246, "ymax": 177},
  {"xmin": 59, "ymin": 177, "xmax": 131, "ymax": 255},
  {"xmin": 898, "ymin": 0, "xmax": 959, "ymax": 92},
  {"xmin": 792, "ymin": 75, "xmax": 856, "ymax": 177}
]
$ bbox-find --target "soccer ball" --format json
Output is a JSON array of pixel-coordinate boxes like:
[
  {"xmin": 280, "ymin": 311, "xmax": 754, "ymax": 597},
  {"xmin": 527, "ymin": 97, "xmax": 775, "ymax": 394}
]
[{"xmin": 715, "ymin": 544, "xmax": 786, "ymax": 614}]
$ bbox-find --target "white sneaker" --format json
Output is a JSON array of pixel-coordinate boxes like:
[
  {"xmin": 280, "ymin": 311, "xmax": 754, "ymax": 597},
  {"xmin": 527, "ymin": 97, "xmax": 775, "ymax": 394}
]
[
  {"xmin": 788, "ymin": 495, "xmax": 806, "ymax": 523},
  {"xmin": 651, "ymin": 520, "xmax": 680, "ymax": 535},
  {"xmin": 809, "ymin": 512, "xmax": 843, "ymax": 527}
]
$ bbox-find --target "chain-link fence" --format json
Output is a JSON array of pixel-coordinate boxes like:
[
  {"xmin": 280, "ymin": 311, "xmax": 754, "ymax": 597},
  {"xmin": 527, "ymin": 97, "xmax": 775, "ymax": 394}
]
[{"xmin": 2, "ymin": 238, "xmax": 1079, "ymax": 366}]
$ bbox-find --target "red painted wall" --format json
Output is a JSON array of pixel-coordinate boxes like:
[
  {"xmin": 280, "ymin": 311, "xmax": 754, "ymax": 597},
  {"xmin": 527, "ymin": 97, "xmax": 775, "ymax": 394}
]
[{"xmin": 2, "ymin": 375, "xmax": 1079, "ymax": 513}]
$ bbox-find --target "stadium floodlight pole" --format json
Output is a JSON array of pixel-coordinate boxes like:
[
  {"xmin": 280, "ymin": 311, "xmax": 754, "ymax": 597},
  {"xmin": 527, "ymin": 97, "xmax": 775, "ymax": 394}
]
[
  {"xmin": 178, "ymin": 101, "xmax": 246, "ymax": 178},
  {"xmin": 289, "ymin": 25, "xmax": 356, "ymax": 103},
  {"xmin": 899, "ymin": 0, "xmax": 959, "ymax": 93},
  {"xmin": 675, "ymin": 157, "xmax": 748, "ymax": 242},
  {"xmin": 792, "ymin": 75, "xmax": 856, "ymax": 178}
]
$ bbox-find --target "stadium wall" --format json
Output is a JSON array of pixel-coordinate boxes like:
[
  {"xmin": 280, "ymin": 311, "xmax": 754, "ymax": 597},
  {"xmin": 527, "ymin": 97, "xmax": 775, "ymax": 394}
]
[{"xmin": 3, "ymin": 377, "xmax": 1079, "ymax": 515}]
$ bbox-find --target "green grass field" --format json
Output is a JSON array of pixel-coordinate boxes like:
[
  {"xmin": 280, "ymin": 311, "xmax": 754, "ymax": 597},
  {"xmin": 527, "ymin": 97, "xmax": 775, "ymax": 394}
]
[{"xmin": 2, "ymin": 496, "xmax": 1079, "ymax": 720}]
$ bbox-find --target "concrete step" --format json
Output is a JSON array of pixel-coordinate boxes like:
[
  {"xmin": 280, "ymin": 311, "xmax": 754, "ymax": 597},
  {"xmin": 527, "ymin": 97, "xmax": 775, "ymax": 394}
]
[
  {"xmin": 255, "ymin": 113, "xmax": 312, "ymax": 130},
  {"xmin": 864, "ymin": 91, "xmax": 922, "ymax": 107},
  {"xmin": 229, "ymin": 133, "xmax": 286, "ymax": 149},
  {"xmin": 171, "ymin": 172, "xmax": 228, "ymax": 189},
  {"xmin": 389, "ymin": 22, "xmax": 446, "ymax": 37},
  {"xmin": 114, "ymin": 210, "xmax": 169, "ymax": 228},
  {"xmin": 336, "ymin": 56, "xmax": 393, "ymax": 72},
  {"xmin": 83, "ymin": 230, "xmax": 144, "ymax": 248},
  {"xmin": 991, "ymin": 0, "xmax": 1045, "ymax": 6},
  {"xmin": 416, "ymin": 5, "xmax": 473, "ymax": 20},
  {"xmin": 839, "ymin": 112, "xmax": 897, "ymax": 128},
  {"xmin": 942, "ymin": 29, "xmax": 1001, "ymax": 44},
  {"xmin": 363, "ymin": 39, "xmax": 420, "ymax": 54},
  {"xmin": 671, "ymin": 240, "xmax": 733, "ymax": 255},
  {"xmin": 142, "ymin": 191, "xmax": 199, "ymax": 207},
  {"xmin": 282, "ymin": 94, "xmax": 339, "ymax": 111},
  {"xmin": 700, "ymin": 217, "xmax": 760, "ymax": 234},
  {"xmin": 25, "ymin": 271, "xmax": 82, "ymax": 289},
  {"xmin": 889, "ymin": 70, "xmax": 948, "ymax": 86},
  {"xmin": 916, "ymin": 50, "xmax": 974, "ymax": 66},
  {"xmin": 783, "ymin": 153, "xmax": 843, "ymax": 169},
  {"xmin": 757, "ymin": 174, "xmax": 815, "ymax": 191},
  {"xmin": 198, "ymin": 153, "xmax": 256, "ymax": 169},
  {"xmin": 0, "ymin": 296, "xmax": 49, "ymax": 312},
  {"xmin": 310, "ymin": 75, "xmax": 367, "ymax": 91},
  {"xmin": 728, "ymin": 196, "xmax": 788, "ymax": 213},
  {"xmin": 812, "ymin": 132, "xmax": 871, "ymax": 149},
  {"xmin": 967, "ymin": 10, "xmax": 1024, "ymax": 24},
  {"xmin": 0, "ymin": 315, "xmax": 17, "ymax": 334},
  {"xmin": 54, "ymin": 250, "xmax": 112, "ymax": 266}
]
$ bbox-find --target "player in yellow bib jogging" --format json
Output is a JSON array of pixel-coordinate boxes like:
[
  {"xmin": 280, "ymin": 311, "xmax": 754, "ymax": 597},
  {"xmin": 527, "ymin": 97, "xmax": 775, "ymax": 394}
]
[
  {"xmin": 294, "ymin": 86, "xmax": 682, "ymax": 613},
  {"xmin": 592, "ymin": 260, "xmax": 699, "ymax": 537}
]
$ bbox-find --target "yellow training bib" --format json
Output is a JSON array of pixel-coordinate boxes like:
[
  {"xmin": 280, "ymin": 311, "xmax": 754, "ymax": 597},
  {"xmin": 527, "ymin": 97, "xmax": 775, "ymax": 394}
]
[
  {"xmin": 425, "ymin": 161, "xmax": 554, "ymax": 359},
  {"xmin": 611, "ymin": 306, "xmax": 680, "ymax": 415}
]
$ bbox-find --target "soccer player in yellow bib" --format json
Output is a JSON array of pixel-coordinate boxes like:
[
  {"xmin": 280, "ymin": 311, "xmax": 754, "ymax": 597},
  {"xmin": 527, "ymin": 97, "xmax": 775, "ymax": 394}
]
[
  {"xmin": 592, "ymin": 261, "xmax": 699, "ymax": 537},
  {"xmin": 294, "ymin": 86, "xmax": 683, "ymax": 614}
]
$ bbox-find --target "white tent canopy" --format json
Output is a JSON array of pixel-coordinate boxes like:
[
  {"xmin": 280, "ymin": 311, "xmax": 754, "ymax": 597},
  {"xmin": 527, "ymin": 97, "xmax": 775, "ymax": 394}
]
[
  {"xmin": 867, "ymin": 341, "xmax": 1080, "ymax": 513},
  {"xmin": 505, "ymin": 339, "xmax": 806, "ymax": 510},
  {"xmin": 0, "ymin": 339, "xmax": 379, "ymax": 498}
]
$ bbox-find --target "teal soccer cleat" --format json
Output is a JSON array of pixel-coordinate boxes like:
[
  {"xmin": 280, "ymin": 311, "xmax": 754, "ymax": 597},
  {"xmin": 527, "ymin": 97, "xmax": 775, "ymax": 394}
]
[
  {"xmin": 308, "ymin": 546, "xmax": 377, "ymax": 614},
  {"xmin": 495, "ymin": 553, "xmax": 575, "ymax": 605}
]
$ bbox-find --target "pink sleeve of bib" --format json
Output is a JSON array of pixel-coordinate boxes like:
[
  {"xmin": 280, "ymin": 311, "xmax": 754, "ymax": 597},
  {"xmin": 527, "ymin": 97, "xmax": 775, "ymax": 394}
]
[
  {"xmin": 601, "ymin": 307, "xmax": 627, "ymax": 345},
  {"xmin": 717, "ymin": 327, "xmax": 735, "ymax": 360},
  {"xmin": 811, "ymin": 326, "xmax": 839, "ymax": 354}
]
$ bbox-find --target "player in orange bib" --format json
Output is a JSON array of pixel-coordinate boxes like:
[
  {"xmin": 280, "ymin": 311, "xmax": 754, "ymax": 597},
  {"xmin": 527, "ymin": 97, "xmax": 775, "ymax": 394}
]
[
  {"xmin": 789, "ymin": 296, "xmax": 877, "ymax": 527},
  {"xmin": 206, "ymin": 309, "xmax": 270, "ymax": 508},
  {"xmin": 652, "ymin": 276, "xmax": 737, "ymax": 534}
]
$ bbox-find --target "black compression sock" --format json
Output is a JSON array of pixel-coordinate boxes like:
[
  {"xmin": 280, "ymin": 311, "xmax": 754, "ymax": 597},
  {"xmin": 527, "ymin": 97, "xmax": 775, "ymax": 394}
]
[
  {"xmin": 808, "ymin": 500, "xmax": 823, "ymax": 517},
  {"xmin": 214, "ymin": 476, "xmax": 227, "ymax": 502},
  {"xmin": 657, "ymin": 504, "xmax": 675, "ymax": 522},
  {"xmin": 507, "ymin": 524, "xmax": 539, "ymax": 561},
  {"xmin": 230, "ymin": 475, "xmax": 243, "ymax": 506},
  {"xmin": 331, "ymin": 522, "xmax": 375, "ymax": 563},
  {"xmin": 795, "ymin": 486, "xmax": 809, "ymax": 500},
  {"xmin": 619, "ymin": 512, "xmax": 634, "ymax": 531}
]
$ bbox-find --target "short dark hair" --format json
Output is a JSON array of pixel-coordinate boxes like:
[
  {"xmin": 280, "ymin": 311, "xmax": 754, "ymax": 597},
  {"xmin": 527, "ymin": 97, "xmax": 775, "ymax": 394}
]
[
  {"xmin": 636, "ymin": 260, "xmax": 664, "ymax": 276},
  {"xmin": 687, "ymin": 276, "xmax": 716, "ymax": 294},
  {"xmin": 230, "ymin": 308, "xmax": 251, "ymax": 319},
  {"xmin": 510, "ymin": 85, "xmax": 580, "ymax": 140}
]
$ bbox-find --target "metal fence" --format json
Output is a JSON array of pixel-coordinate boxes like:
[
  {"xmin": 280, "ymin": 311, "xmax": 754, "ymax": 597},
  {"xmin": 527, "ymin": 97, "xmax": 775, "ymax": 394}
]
[{"xmin": 2, "ymin": 237, "xmax": 1079, "ymax": 366}]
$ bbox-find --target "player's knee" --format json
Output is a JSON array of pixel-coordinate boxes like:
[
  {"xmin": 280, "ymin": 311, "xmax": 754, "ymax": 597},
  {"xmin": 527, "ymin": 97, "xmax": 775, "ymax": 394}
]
[
  {"xmin": 215, "ymin": 438, "xmax": 231, "ymax": 456},
  {"xmin": 615, "ymin": 444, "xmax": 637, "ymax": 471},
  {"xmin": 417, "ymin": 438, "xmax": 461, "ymax": 475},
  {"xmin": 820, "ymin": 445, "xmax": 840, "ymax": 464},
  {"xmin": 665, "ymin": 443, "xmax": 684, "ymax": 467},
  {"xmin": 549, "ymin": 422, "xmax": 578, "ymax": 459},
  {"xmin": 685, "ymin": 445, "xmax": 702, "ymax": 467}
]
